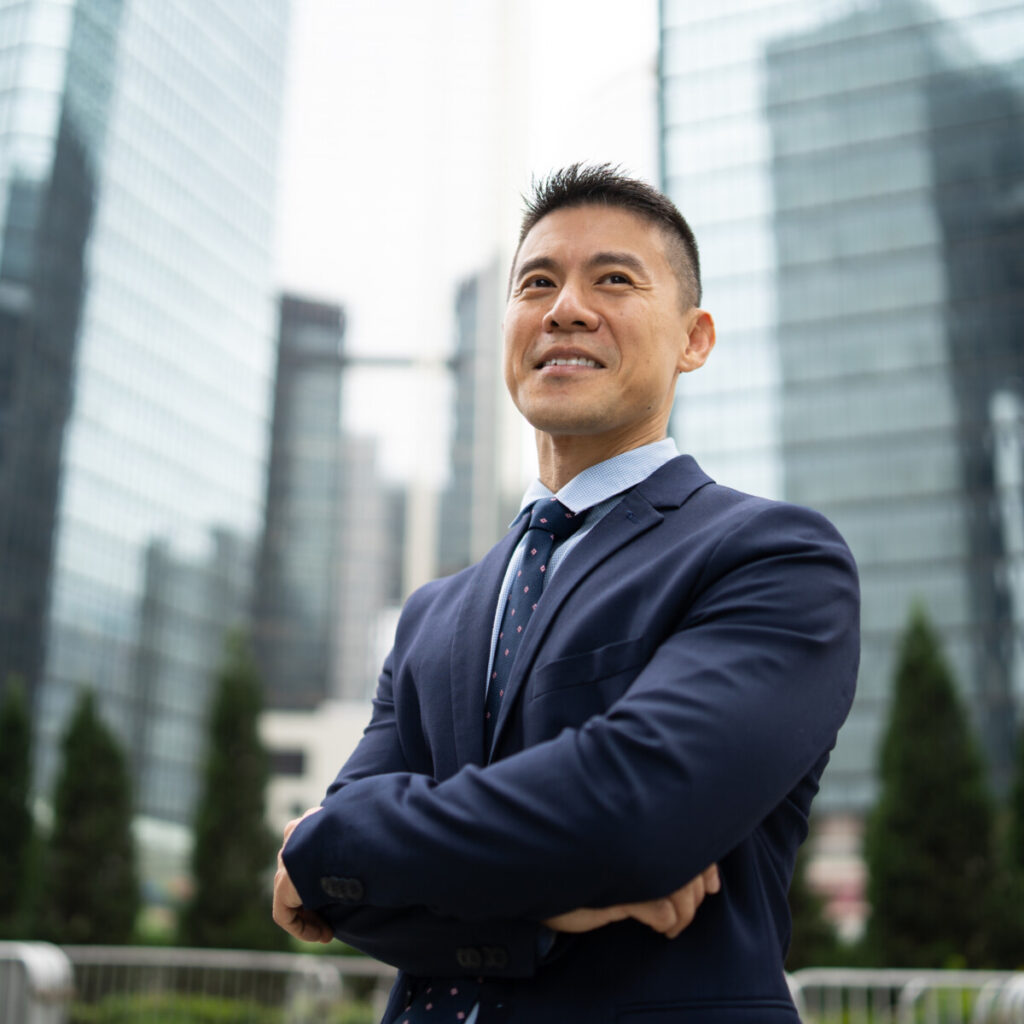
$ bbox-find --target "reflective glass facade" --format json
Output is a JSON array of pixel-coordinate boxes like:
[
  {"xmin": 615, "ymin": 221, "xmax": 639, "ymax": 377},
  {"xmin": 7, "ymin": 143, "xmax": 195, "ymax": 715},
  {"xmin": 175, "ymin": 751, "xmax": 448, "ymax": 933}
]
[
  {"xmin": 661, "ymin": 0, "xmax": 1024, "ymax": 810},
  {"xmin": 0, "ymin": 0, "xmax": 289, "ymax": 823},
  {"xmin": 437, "ymin": 260, "xmax": 511, "ymax": 578},
  {"xmin": 254, "ymin": 295, "xmax": 346, "ymax": 712},
  {"xmin": 253, "ymin": 294, "xmax": 406, "ymax": 708}
]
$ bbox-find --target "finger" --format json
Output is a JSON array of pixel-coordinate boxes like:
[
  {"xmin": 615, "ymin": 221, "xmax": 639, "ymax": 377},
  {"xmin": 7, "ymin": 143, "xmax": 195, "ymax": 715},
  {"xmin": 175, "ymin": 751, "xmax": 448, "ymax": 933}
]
[
  {"xmin": 290, "ymin": 908, "xmax": 333, "ymax": 943},
  {"xmin": 665, "ymin": 878, "xmax": 702, "ymax": 939},
  {"xmin": 271, "ymin": 866, "xmax": 300, "ymax": 928},
  {"xmin": 624, "ymin": 897, "xmax": 677, "ymax": 934},
  {"xmin": 703, "ymin": 863, "xmax": 721, "ymax": 894},
  {"xmin": 272, "ymin": 866, "xmax": 332, "ymax": 943}
]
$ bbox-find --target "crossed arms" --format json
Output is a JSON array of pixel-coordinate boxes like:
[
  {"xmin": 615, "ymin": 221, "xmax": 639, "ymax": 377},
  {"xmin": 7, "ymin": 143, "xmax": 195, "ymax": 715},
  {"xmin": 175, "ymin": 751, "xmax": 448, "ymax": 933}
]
[
  {"xmin": 275, "ymin": 805, "xmax": 721, "ymax": 944},
  {"xmin": 273, "ymin": 501, "xmax": 859, "ymax": 974}
]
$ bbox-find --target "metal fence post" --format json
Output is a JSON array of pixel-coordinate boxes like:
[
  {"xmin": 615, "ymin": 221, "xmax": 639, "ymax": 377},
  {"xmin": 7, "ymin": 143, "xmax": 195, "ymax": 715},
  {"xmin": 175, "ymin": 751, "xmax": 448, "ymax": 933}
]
[{"xmin": 0, "ymin": 941, "xmax": 74, "ymax": 1024}]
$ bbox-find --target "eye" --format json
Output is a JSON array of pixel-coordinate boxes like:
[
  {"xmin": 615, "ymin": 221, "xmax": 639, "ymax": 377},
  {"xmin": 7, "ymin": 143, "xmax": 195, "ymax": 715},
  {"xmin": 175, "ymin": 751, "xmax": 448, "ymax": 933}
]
[
  {"xmin": 600, "ymin": 272, "xmax": 632, "ymax": 285},
  {"xmin": 522, "ymin": 275, "xmax": 555, "ymax": 289}
]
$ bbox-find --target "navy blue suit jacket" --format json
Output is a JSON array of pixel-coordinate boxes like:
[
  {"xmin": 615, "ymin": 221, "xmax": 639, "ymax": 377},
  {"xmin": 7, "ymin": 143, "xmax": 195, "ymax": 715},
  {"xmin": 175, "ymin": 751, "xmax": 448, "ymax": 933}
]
[{"xmin": 283, "ymin": 455, "xmax": 860, "ymax": 1023}]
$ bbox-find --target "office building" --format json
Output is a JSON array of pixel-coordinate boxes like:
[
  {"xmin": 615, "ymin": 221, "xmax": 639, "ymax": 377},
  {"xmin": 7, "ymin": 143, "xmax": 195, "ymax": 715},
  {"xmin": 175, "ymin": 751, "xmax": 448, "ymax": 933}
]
[
  {"xmin": 253, "ymin": 293, "xmax": 402, "ymax": 708},
  {"xmin": 333, "ymin": 433, "xmax": 398, "ymax": 701},
  {"xmin": 253, "ymin": 294, "xmax": 346, "ymax": 711},
  {"xmin": 437, "ymin": 261, "xmax": 511, "ymax": 577},
  {"xmin": 0, "ymin": 0, "xmax": 289, "ymax": 821},
  {"xmin": 132, "ymin": 529, "xmax": 253, "ymax": 821},
  {"xmin": 661, "ymin": 0, "xmax": 1024, "ymax": 810}
]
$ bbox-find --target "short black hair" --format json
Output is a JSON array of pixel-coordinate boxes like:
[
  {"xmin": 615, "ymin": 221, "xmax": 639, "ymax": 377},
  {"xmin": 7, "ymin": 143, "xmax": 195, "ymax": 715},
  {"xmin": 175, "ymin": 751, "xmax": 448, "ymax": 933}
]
[{"xmin": 514, "ymin": 163, "xmax": 702, "ymax": 307}]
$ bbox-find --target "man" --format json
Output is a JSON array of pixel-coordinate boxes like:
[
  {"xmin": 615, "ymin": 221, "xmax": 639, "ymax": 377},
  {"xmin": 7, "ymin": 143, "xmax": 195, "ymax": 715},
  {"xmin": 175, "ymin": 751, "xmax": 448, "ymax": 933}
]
[{"xmin": 274, "ymin": 165, "xmax": 859, "ymax": 1022}]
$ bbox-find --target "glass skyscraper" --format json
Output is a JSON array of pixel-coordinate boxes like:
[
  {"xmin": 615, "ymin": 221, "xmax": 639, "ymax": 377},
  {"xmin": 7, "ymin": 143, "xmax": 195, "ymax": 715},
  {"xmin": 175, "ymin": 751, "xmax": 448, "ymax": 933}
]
[
  {"xmin": 437, "ymin": 260, "xmax": 512, "ymax": 578},
  {"xmin": 0, "ymin": 0, "xmax": 289, "ymax": 823},
  {"xmin": 254, "ymin": 294, "xmax": 347, "ymax": 712},
  {"xmin": 660, "ymin": 0, "xmax": 1024, "ymax": 811},
  {"xmin": 253, "ymin": 293, "xmax": 409, "ymax": 711}
]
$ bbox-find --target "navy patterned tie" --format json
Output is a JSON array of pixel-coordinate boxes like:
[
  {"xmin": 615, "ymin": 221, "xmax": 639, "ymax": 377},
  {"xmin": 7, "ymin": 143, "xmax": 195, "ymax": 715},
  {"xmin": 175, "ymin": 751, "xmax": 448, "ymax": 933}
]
[
  {"xmin": 396, "ymin": 979, "xmax": 481, "ymax": 1023},
  {"xmin": 484, "ymin": 497, "xmax": 584, "ymax": 750},
  {"xmin": 397, "ymin": 499, "xmax": 585, "ymax": 1024}
]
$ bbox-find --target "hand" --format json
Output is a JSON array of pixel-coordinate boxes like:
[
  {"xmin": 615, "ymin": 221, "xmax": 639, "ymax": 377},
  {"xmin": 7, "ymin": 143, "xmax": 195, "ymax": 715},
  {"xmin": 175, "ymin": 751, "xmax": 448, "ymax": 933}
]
[
  {"xmin": 272, "ymin": 807, "xmax": 333, "ymax": 944},
  {"xmin": 624, "ymin": 863, "xmax": 721, "ymax": 939},
  {"xmin": 543, "ymin": 863, "xmax": 720, "ymax": 940}
]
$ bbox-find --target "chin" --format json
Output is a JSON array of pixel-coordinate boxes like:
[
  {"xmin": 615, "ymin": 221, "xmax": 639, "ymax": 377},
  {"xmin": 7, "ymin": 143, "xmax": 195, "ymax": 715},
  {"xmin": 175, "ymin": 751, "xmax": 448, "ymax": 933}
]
[{"xmin": 526, "ymin": 410, "xmax": 613, "ymax": 436}]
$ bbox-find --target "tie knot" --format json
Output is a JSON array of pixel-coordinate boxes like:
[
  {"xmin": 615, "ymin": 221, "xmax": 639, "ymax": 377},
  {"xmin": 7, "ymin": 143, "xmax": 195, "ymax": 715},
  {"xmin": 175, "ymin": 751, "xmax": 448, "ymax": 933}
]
[{"xmin": 528, "ymin": 498, "xmax": 584, "ymax": 541}]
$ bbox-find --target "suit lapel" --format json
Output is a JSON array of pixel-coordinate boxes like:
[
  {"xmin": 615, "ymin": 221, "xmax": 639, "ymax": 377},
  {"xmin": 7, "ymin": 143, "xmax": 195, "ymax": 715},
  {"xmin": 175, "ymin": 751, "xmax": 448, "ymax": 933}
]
[
  {"xmin": 449, "ymin": 520, "xmax": 527, "ymax": 769},
  {"xmin": 488, "ymin": 456, "xmax": 714, "ymax": 756},
  {"xmin": 487, "ymin": 491, "xmax": 661, "ymax": 755}
]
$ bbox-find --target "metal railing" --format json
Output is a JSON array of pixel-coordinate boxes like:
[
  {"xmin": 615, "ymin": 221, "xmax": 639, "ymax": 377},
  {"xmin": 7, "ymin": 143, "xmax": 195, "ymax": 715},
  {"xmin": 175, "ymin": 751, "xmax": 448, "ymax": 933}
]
[
  {"xmin": 789, "ymin": 968, "xmax": 1024, "ymax": 1023},
  {"xmin": 0, "ymin": 942, "xmax": 74, "ymax": 1024},
  {"xmin": 3, "ymin": 945, "xmax": 1022, "ymax": 1024},
  {"xmin": 67, "ymin": 945, "xmax": 345, "ymax": 1022},
  {"xmin": 0, "ymin": 943, "xmax": 398, "ymax": 1024},
  {"xmin": 65, "ymin": 946, "xmax": 398, "ymax": 1023}
]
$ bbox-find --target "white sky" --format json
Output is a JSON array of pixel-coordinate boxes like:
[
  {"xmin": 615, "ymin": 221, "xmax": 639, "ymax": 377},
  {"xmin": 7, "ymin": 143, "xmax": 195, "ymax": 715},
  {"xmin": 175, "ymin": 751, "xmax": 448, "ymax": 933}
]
[
  {"xmin": 274, "ymin": 0, "xmax": 659, "ymax": 484},
  {"xmin": 273, "ymin": 0, "xmax": 1019, "ymax": 490}
]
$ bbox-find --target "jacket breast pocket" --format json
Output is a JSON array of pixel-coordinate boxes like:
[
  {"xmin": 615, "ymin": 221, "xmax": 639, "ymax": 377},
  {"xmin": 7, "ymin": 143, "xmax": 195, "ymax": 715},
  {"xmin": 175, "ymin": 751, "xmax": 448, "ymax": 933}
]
[{"xmin": 529, "ymin": 636, "xmax": 650, "ymax": 705}]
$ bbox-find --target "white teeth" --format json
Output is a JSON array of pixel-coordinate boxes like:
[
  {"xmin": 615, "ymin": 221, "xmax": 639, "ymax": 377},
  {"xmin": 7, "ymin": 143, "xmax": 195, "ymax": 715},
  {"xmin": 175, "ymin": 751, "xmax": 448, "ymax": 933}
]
[{"xmin": 542, "ymin": 357, "xmax": 600, "ymax": 368}]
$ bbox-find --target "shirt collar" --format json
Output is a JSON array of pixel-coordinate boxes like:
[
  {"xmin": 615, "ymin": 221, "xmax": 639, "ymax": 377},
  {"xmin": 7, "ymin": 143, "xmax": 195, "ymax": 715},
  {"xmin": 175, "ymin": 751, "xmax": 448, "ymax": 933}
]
[{"xmin": 515, "ymin": 438, "xmax": 680, "ymax": 519}]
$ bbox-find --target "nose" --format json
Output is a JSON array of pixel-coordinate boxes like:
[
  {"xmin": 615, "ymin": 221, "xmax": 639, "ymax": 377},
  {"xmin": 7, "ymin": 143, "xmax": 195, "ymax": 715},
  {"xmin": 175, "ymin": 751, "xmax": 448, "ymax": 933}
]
[{"xmin": 545, "ymin": 283, "xmax": 599, "ymax": 332}]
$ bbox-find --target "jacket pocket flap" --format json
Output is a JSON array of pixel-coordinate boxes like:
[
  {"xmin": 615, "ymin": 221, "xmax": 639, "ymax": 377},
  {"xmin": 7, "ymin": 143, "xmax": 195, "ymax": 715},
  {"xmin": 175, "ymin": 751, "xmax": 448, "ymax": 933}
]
[{"xmin": 530, "ymin": 636, "xmax": 649, "ymax": 698}]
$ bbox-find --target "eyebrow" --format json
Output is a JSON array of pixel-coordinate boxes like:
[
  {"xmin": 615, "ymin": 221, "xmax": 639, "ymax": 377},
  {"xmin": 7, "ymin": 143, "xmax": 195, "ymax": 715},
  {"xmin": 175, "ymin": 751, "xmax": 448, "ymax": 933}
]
[{"xmin": 513, "ymin": 250, "xmax": 649, "ymax": 286}]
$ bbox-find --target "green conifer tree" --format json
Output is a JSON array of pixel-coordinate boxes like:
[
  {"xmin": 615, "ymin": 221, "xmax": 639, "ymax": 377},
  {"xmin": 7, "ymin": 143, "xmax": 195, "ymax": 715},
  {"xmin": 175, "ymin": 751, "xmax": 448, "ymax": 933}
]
[
  {"xmin": 0, "ymin": 676, "xmax": 33, "ymax": 936},
  {"xmin": 994, "ymin": 725, "xmax": 1024, "ymax": 967},
  {"xmin": 44, "ymin": 688, "xmax": 139, "ymax": 943},
  {"xmin": 864, "ymin": 603, "xmax": 996, "ymax": 967},
  {"xmin": 1010, "ymin": 724, "xmax": 1024, "ymax": 882},
  {"xmin": 180, "ymin": 633, "xmax": 286, "ymax": 950},
  {"xmin": 786, "ymin": 835, "xmax": 839, "ymax": 969}
]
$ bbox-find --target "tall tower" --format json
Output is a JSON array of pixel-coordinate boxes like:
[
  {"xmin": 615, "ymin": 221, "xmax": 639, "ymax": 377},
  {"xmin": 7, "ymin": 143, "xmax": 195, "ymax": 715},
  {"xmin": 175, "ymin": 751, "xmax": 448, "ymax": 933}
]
[
  {"xmin": 0, "ymin": 0, "xmax": 290, "ymax": 821},
  {"xmin": 254, "ymin": 293, "xmax": 401, "ymax": 709},
  {"xmin": 253, "ymin": 294, "xmax": 345, "ymax": 711},
  {"xmin": 764, "ymin": 0, "xmax": 1024, "ymax": 799},
  {"xmin": 437, "ymin": 260, "xmax": 511, "ymax": 577},
  {"xmin": 661, "ymin": 0, "xmax": 1024, "ymax": 808}
]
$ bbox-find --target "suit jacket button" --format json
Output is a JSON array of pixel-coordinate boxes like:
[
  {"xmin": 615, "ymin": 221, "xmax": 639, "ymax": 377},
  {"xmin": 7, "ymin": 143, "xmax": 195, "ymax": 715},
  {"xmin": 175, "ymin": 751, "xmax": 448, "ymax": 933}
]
[
  {"xmin": 482, "ymin": 946, "xmax": 508, "ymax": 970},
  {"xmin": 455, "ymin": 946, "xmax": 482, "ymax": 969},
  {"xmin": 320, "ymin": 876, "xmax": 365, "ymax": 903}
]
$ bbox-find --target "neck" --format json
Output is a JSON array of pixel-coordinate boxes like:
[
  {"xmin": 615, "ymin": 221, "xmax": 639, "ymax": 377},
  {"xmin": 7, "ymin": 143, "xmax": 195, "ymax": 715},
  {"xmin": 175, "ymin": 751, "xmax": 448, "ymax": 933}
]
[{"xmin": 534, "ymin": 428, "xmax": 667, "ymax": 492}]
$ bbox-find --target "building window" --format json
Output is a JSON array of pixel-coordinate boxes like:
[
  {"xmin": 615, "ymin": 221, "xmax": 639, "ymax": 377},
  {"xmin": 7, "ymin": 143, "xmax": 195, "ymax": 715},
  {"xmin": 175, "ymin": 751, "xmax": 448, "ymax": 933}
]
[{"xmin": 270, "ymin": 748, "xmax": 306, "ymax": 776}]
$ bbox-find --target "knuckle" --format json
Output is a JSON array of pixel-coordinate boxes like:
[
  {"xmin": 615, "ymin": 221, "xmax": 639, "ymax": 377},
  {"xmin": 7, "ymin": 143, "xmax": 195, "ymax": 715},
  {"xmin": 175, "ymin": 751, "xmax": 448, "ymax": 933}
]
[{"xmin": 655, "ymin": 901, "xmax": 675, "ymax": 929}]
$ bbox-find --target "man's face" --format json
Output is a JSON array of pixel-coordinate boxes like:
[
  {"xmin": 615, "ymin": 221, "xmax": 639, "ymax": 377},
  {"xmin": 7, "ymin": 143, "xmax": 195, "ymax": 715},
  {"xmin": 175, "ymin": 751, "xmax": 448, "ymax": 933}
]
[{"xmin": 504, "ymin": 204, "xmax": 711, "ymax": 453}]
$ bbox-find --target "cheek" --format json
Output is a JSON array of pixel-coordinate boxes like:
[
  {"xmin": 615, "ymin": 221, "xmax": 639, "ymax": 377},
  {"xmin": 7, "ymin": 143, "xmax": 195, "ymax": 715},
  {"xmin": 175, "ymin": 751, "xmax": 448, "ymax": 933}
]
[
  {"xmin": 502, "ymin": 313, "xmax": 530, "ymax": 371},
  {"xmin": 501, "ymin": 338, "xmax": 522, "ymax": 399}
]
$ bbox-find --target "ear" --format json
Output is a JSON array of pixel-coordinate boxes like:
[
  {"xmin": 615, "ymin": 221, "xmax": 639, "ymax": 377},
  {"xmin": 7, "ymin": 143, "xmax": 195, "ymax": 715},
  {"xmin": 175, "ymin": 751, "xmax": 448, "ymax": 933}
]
[{"xmin": 677, "ymin": 310, "xmax": 715, "ymax": 374}]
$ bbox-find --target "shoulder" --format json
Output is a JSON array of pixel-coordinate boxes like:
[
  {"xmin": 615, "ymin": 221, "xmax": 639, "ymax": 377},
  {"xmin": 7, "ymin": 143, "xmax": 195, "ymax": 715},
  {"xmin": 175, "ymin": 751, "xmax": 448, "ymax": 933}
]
[
  {"xmin": 399, "ymin": 566, "xmax": 471, "ymax": 620},
  {"xmin": 652, "ymin": 453, "xmax": 840, "ymax": 528},
  {"xmin": 644, "ymin": 457, "xmax": 857, "ymax": 577},
  {"xmin": 684, "ymin": 488, "xmax": 861, "ymax": 620},
  {"xmin": 392, "ymin": 554, "xmax": 497, "ymax": 645},
  {"xmin": 698, "ymin": 482, "xmax": 848, "ymax": 543}
]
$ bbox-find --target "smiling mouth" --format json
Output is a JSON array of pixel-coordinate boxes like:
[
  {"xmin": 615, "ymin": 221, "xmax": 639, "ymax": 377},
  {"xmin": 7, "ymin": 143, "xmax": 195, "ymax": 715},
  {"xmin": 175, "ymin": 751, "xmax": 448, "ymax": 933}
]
[{"xmin": 537, "ymin": 357, "xmax": 602, "ymax": 369}]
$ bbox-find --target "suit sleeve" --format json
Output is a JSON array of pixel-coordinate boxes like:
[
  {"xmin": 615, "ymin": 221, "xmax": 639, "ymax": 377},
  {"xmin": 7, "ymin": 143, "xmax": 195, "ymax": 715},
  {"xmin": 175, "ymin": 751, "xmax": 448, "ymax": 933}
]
[
  {"xmin": 292, "ymin": 649, "xmax": 551, "ymax": 977},
  {"xmin": 284, "ymin": 502, "xmax": 859, "ymax": 924}
]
